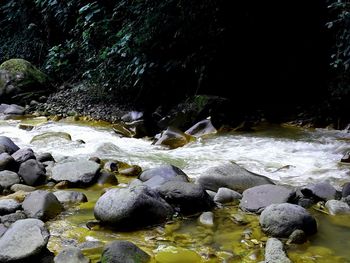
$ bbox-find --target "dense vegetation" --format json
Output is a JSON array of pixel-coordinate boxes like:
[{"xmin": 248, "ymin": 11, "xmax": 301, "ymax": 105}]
[{"xmin": 0, "ymin": 0, "xmax": 349, "ymax": 125}]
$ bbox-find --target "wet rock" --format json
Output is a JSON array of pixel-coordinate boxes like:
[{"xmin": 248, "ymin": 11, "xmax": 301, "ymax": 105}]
[
  {"xmin": 10, "ymin": 183, "xmax": 35, "ymax": 192},
  {"xmin": 104, "ymin": 161, "xmax": 118, "ymax": 172},
  {"xmin": 325, "ymin": 200, "xmax": 350, "ymax": 215},
  {"xmin": 54, "ymin": 247, "xmax": 90, "ymax": 263},
  {"xmin": 30, "ymin": 132, "xmax": 72, "ymax": 143},
  {"xmin": 185, "ymin": 118, "xmax": 217, "ymax": 137},
  {"xmin": 54, "ymin": 181, "xmax": 71, "ymax": 189},
  {"xmin": 18, "ymin": 159, "xmax": 46, "ymax": 186},
  {"xmin": 0, "ymin": 224, "xmax": 7, "ymax": 237},
  {"xmin": 112, "ymin": 123, "xmax": 135, "ymax": 137},
  {"xmin": 240, "ymin": 185, "xmax": 295, "ymax": 213},
  {"xmin": 0, "ymin": 104, "xmax": 25, "ymax": 116},
  {"xmin": 97, "ymin": 170, "xmax": 119, "ymax": 185},
  {"xmin": 197, "ymin": 161, "xmax": 274, "ymax": 192},
  {"xmin": 0, "ymin": 170, "xmax": 20, "ymax": 189},
  {"xmin": 0, "ymin": 211, "xmax": 27, "ymax": 227},
  {"xmin": 52, "ymin": 160, "xmax": 100, "ymax": 185},
  {"xmin": 263, "ymin": 238, "xmax": 291, "ymax": 263},
  {"xmin": 94, "ymin": 185, "xmax": 173, "ymax": 229},
  {"xmin": 101, "ymin": 240, "xmax": 150, "ymax": 263},
  {"xmin": 11, "ymin": 148, "xmax": 36, "ymax": 164},
  {"xmin": 119, "ymin": 165, "xmax": 142, "ymax": 177},
  {"xmin": 214, "ymin": 187, "xmax": 242, "ymax": 204},
  {"xmin": 53, "ymin": 190, "xmax": 88, "ymax": 204},
  {"xmin": 199, "ymin": 211, "xmax": 214, "ymax": 227},
  {"xmin": 287, "ymin": 229, "xmax": 307, "ymax": 244},
  {"xmin": 260, "ymin": 203, "xmax": 317, "ymax": 238},
  {"xmin": 36, "ymin": 152, "xmax": 55, "ymax": 163},
  {"xmin": 77, "ymin": 241, "xmax": 104, "ymax": 250},
  {"xmin": 18, "ymin": 124, "xmax": 34, "ymax": 131},
  {"xmin": 157, "ymin": 181, "xmax": 214, "ymax": 215},
  {"xmin": 0, "ymin": 218, "xmax": 50, "ymax": 262},
  {"xmin": 153, "ymin": 127, "xmax": 194, "ymax": 149},
  {"xmin": 342, "ymin": 182, "xmax": 350, "ymax": 198},
  {"xmin": 0, "ymin": 136, "xmax": 20, "ymax": 155},
  {"xmin": 22, "ymin": 190, "xmax": 63, "ymax": 221},
  {"xmin": 343, "ymin": 196, "xmax": 350, "ymax": 206},
  {"xmin": 0, "ymin": 153, "xmax": 18, "ymax": 172},
  {"xmin": 297, "ymin": 197, "xmax": 314, "ymax": 208},
  {"xmin": 341, "ymin": 151, "xmax": 350, "ymax": 163},
  {"xmin": 0, "ymin": 199, "xmax": 21, "ymax": 215},
  {"xmin": 301, "ymin": 182, "xmax": 337, "ymax": 201}
]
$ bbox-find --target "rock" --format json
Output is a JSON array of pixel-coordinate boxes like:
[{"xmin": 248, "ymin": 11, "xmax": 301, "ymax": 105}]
[
  {"xmin": 342, "ymin": 182, "xmax": 350, "ymax": 197},
  {"xmin": 153, "ymin": 127, "xmax": 194, "ymax": 149},
  {"xmin": 112, "ymin": 123, "xmax": 135, "ymax": 137},
  {"xmin": 104, "ymin": 161, "xmax": 118, "ymax": 172},
  {"xmin": 198, "ymin": 211, "xmax": 214, "ymax": 227},
  {"xmin": 2, "ymin": 190, "xmax": 29, "ymax": 202},
  {"xmin": 0, "ymin": 170, "xmax": 20, "ymax": 189},
  {"xmin": 301, "ymin": 182, "xmax": 337, "ymax": 201},
  {"xmin": 119, "ymin": 165, "xmax": 142, "ymax": 177},
  {"xmin": 263, "ymin": 238, "xmax": 292, "ymax": 263},
  {"xmin": 10, "ymin": 183, "xmax": 36, "ymax": 192},
  {"xmin": 325, "ymin": 200, "xmax": 350, "ymax": 215},
  {"xmin": 0, "ymin": 199, "xmax": 21, "ymax": 215},
  {"xmin": 185, "ymin": 118, "xmax": 217, "ymax": 137},
  {"xmin": 341, "ymin": 151, "xmax": 350, "ymax": 163},
  {"xmin": 240, "ymin": 185, "xmax": 295, "ymax": 213},
  {"xmin": 0, "ymin": 218, "xmax": 50, "ymax": 262},
  {"xmin": 88, "ymin": 157, "xmax": 101, "ymax": 164},
  {"xmin": 101, "ymin": 240, "xmax": 150, "ymax": 263},
  {"xmin": 206, "ymin": 190, "xmax": 217, "ymax": 200},
  {"xmin": 18, "ymin": 159, "xmax": 46, "ymax": 186},
  {"xmin": 97, "ymin": 170, "xmax": 119, "ymax": 185},
  {"xmin": 343, "ymin": 196, "xmax": 350, "ymax": 206},
  {"xmin": 260, "ymin": 203, "xmax": 317, "ymax": 238},
  {"xmin": 297, "ymin": 197, "xmax": 314, "ymax": 208},
  {"xmin": 0, "ymin": 136, "xmax": 20, "ymax": 154},
  {"xmin": 121, "ymin": 111, "xmax": 143, "ymax": 122},
  {"xmin": 11, "ymin": 148, "xmax": 36, "ymax": 164},
  {"xmin": 36, "ymin": 152, "xmax": 55, "ymax": 163},
  {"xmin": 0, "ymin": 153, "xmax": 18, "ymax": 172},
  {"xmin": 214, "ymin": 187, "xmax": 242, "ymax": 204},
  {"xmin": 0, "ymin": 211, "xmax": 27, "ymax": 227},
  {"xmin": 52, "ymin": 160, "xmax": 100, "ymax": 185},
  {"xmin": 197, "ymin": 161, "xmax": 274, "ymax": 192},
  {"xmin": 53, "ymin": 190, "xmax": 88, "ymax": 204},
  {"xmin": 18, "ymin": 124, "xmax": 35, "ymax": 131},
  {"xmin": 94, "ymin": 185, "xmax": 173, "ymax": 229},
  {"xmin": 30, "ymin": 132, "xmax": 72, "ymax": 144},
  {"xmin": 0, "ymin": 224, "xmax": 7, "ymax": 237},
  {"xmin": 54, "ymin": 247, "xmax": 90, "ymax": 263},
  {"xmin": 287, "ymin": 229, "xmax": 307, "ymax": 244},
  {"xmin": 22, "ymin": 190, "xmax": 63, "ymax": 221},
  {"xmin": 0, "ymin": 104, "xmax": 25, "ymax": 115},
  {"xmin": 157, "ymin": 181, "xmax": 214, "ymax": 215}
]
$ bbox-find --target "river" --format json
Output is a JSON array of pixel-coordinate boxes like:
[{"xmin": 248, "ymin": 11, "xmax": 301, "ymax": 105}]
[{"xmin": 1, "ymin": 117, "xmax": 350, "ymax": 262}]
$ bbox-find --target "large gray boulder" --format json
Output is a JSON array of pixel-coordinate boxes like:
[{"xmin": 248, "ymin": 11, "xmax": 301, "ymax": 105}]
[
  {"xmin": 196, "ymin": 161, "xmax": 274, "ymax": 192},
  {"xmin": 0, "ymin": 219, "xmax": 50, "ymax": 262},
  {"xmin": 52, "ymin": 160, "xmax": 100, "ymax": 185},
  {"xmin": 11, "ymin": 148, "xmax": 36, "ymax": 164},
  {"xmin": 260, "ymin": 203, "xmax": 317, "ymax": 238},
  {"xmin": 0, "ymin": 153, "xmax": 18, "ymax": 172},
  {"xmin": 18, "ymin": 159, "xmax": 46, "ymax": 186},
  {"xmin": 0, "ymin": 136, "xmax": 20, "ymax": 155},
  {"xmin": 54, "ymin": 247, "xmax": 90, "ymax": 263},
  {"xmin": 342, "ymin": 182, "xmax": 350, "ymax": 198},
  {"xmin": 325, "ymin": 200, "xmax": 350, "ymax": 215},
  {"xmin": 53, "ymin": 190, "xmax": 88, "ymax": 204},
  {"xmin": 101, "ymin": 241, "xmax": 150, "ymax": 263},
  {"xmin": 22, "ymin": 190, "xmax": 63, "ymax": 221},
  {"xmin": 157, "ymin": 181, "xmax": 214, "ymax": 215},
  {"xmin": 0, "ymin": 104, "xmax": 25, "ymax": 116},
  {"xmin": 0, "ymin": 199, "xmax": 21, "ymax": 215},
  {"xmin": 240, "ymin": 185, "xmax": 295, "ymax": 213},
  {"xmin": 263, "ymin": 238, "xmax": 292, "ymax": 263},
  {"xmin": 0, "ymin": 170, "xmax": 20, "ymax": 189},
  {"xmin": 94, "ymin": 185, "xmax": 173, "ymax": 229},
  {"xmin": 301, "ymin": 182, "xmax": 337, "ymax": 201}
]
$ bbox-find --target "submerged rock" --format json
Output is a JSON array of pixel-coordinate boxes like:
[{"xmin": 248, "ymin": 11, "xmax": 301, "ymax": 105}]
[
  {"xmin": 263, "ymin": 238, "xmax": 291, "ymax": 263},
  {"xmin": 197, "ymin": 161, "xmax": 274, "ymax": 192},
  {"xmin": 101, "ymin": 240, "xmax": 150, "ymax": 263},
  {"xmin": 260, "ymin": 203, "xmax": 317, "ymax": 238},
  {"xmin": 54, "ymin": 247, "xmax": 90, "ymax": 263},
  {"xmin": 301, "ymin": 182, "xmax": 337, "ymax": 201},
  {"xmin": 240, "ymin": 185, "xmax": 295, "ymax": 213},
  {"xmin": 0, "ymin": 218, "xmax": 50, "ymax": 262},
  {"xmin": 94, "ymin": 185, "xmax": 173, "ymax": 229}
]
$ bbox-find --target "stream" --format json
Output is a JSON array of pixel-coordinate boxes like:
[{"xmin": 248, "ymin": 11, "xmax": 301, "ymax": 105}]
[{"xmin": 1, "ymin": 117, "xmax": 350, "ymax": 262}]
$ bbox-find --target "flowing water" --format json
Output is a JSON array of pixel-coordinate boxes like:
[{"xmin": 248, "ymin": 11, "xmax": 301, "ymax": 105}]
[{"xmin": 1, "ymin": 117, "xmax": 350, "ymax": 262}]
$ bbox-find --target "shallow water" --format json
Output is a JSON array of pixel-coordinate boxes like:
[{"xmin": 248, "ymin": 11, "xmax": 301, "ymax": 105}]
[{"xmin": 1, "ymin": 117, "xmax": 350, "ymax": 262}]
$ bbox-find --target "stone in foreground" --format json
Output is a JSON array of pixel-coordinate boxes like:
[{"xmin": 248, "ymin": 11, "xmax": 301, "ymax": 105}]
[
  {"xmin": 101, "ymin": 240, "xmax": 150, "ymax": 263},
  {"xmin": 263, "ymin": 238, "xmax": 291, "ymax": 263},
  {"xmin": 54, "ymin": 247, "xmax": 90, "ymax": 263}
]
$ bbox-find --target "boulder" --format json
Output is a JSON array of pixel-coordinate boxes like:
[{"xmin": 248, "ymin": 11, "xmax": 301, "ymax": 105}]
[
  {"xmin": 341, "ymin": 151, "xmax": 350, "ymax": 163},
  {"xmin": 342, "ymin": 182, "xmax": 350, "ymax": 198},
  {"xmin": 0, "ymin": 219, "xmax": 50, "ymax": 262},
  {"xmin": 0, "ymin": 211, "xmax": 27, "ymax": 226},
  {"xmin": 30, "ymin": 132, "xmax": 72, "ymax": 144},
  {"xmin": 157, "ymin": 181, "xmax": 214, "ymax": 215},
  {"xmin": 301, "ymin": 182, "xmax": 337, "ymax": 201},
  {"xmin": 101, "ymin": 240, "xmax": 150, "ymax": 263},
  {"xmin": 0, "ymin": 199, "xmax": 21, "ymax": 215},
  {"xmin": 0, "ymin": 136, "xmax": 20, "ymax": 154},
  {"xmin": 287, "ymin": 229, "xmax": 307, "ymax": 244},
  {"xmin": 153, "ymin": 127, "xmax": 194, "ymax": 149},
  {"xmin": 94, "ymin": 185, "xmax": 173, "ymax": 229},
  {"xmin": 0, "ymin": 104, "xmax": 25, "ymax": 115},
  {"xmin": 197, "ymin": 161, "xmax": 274, "ymax": 192},
  {"xmin": 0, "ymin": 153, "xmax": 18, "ymax": 172},
  {"xmin": 11, "ymin": 148, "xmax": 36, "ymax": 164},
  {"xmin": 54, "ymin": 247, "xmax": 90, "ymax": 263},
  {"xmin": 240, "ymin": 185, "xmax": 295, "ymax": 213},
  {"xmin": 214, "ymin": 187, "xmax": 242, "ymax": 204},
  {"xmin": 325, "ymin": 200, "xmax": 350, "ymax": 215},
  {"xmin": 10, "ymin": 184, "xmax": 36, "ymax": 192},
  {"xmin": 0, "ymin": 170, "xmax": 20, "ymax": 189},
  {"xmin": 52, "ymin": 160, "xmax": 100, "ymax": 185},
  {"xmin": 185, "ymin": 118, "xmax": 217, "ymax": 137},
  {"xmin": 36, "ymin": 152, "xmax": 55, "ymax": 163},
  {"xmin": 53, "ymin": 190, "xmax": 88, "ymax": 204},
  {"xmin": 260, "ymin": 203, "xmax": 317, "ymax": 238},
  {"xmin": 18, "ymin": 159, "xmax": 46, "ymax": 186},
  {"xmin": 97, "ymin": 170, "xmax": 119, "ymax": 185},
  {"xmin": 263, "ymin": 238, "xmax": 292, "ymax": 263},
  {"xmin": 22, "ymin": 190, "xmax": 63, "ymax": 221},
  {"xmin": 119, "ymin": 165, "xmax": 142, "ymax": 177}
]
